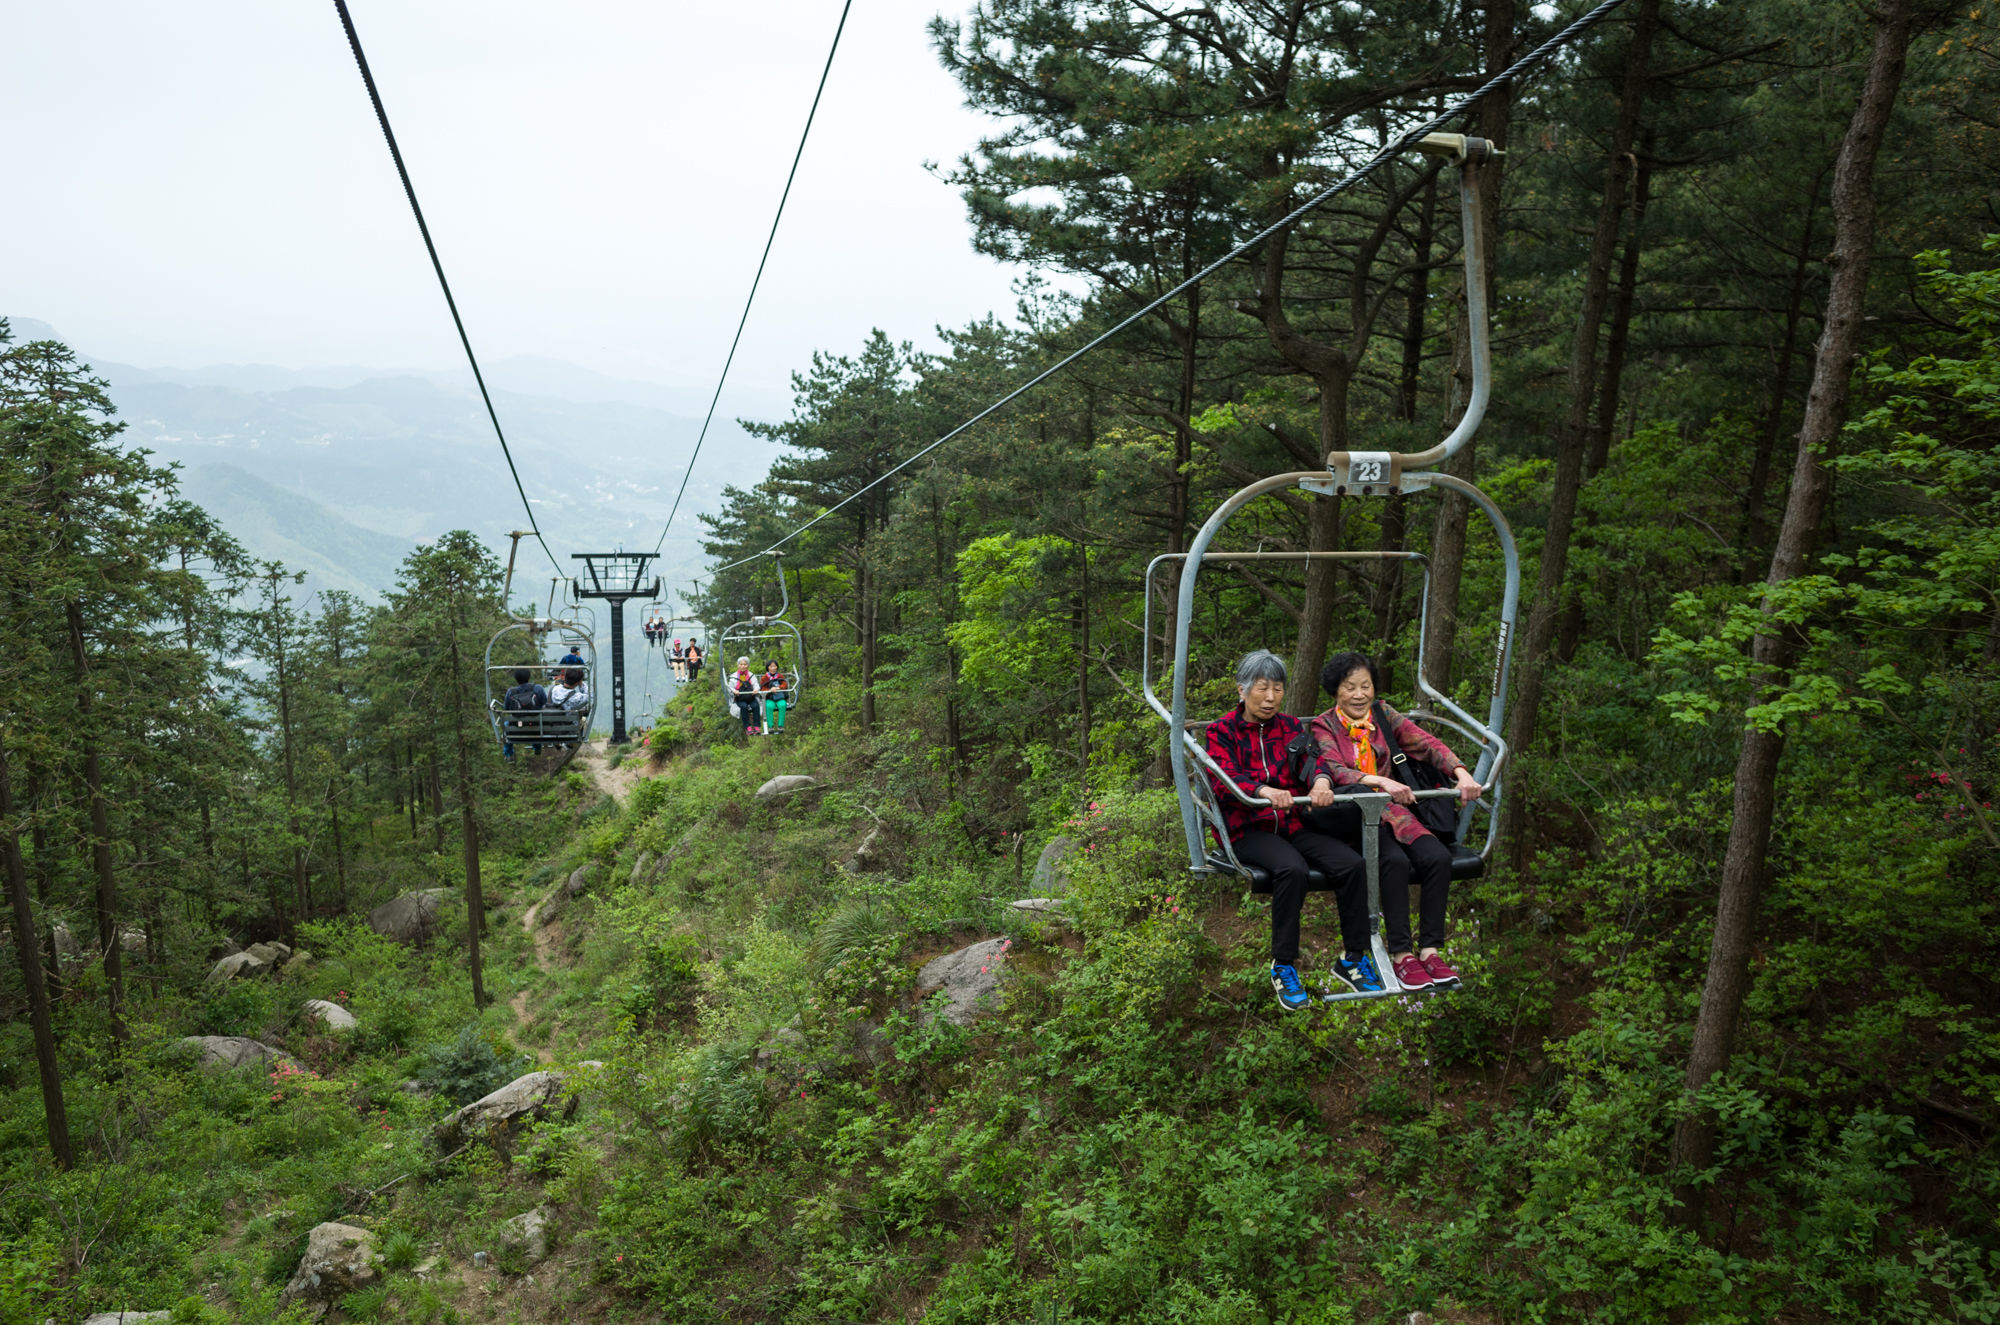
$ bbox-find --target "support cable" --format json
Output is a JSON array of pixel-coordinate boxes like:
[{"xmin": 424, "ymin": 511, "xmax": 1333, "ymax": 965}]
[
  {"xmin": 651, "ymin": 0, "xmax": 857, "ymax": 557},
  {"xmin": 331, "ymin": 0, "xmax": 559, "ymax": 574},
  {"xmin": 708, "ymin": 0, "xmax": 1630, "ymax": 576}
]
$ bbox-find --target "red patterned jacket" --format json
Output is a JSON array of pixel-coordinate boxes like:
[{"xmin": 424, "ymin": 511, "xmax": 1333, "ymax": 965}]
[
  {"xmin": 1309, "ymin": 702, "xmax": 1465, "ymax": 845},
  {"xmin": 1203, "ymin": 705, "xmax": 1327, "ymax": 842}
]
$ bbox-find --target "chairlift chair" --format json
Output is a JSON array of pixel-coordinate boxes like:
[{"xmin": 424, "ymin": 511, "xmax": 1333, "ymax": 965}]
[
  {"xmin": 1143, "ymin": 135, "xmax": 1517, "ymax": 1003},
  {"xmin": 484, "ymin": 618, "xmax": 598, "ymax": 773},
  {"xmin": 716, "ymin": 554, "xmax": 806, "ymax": 722}
]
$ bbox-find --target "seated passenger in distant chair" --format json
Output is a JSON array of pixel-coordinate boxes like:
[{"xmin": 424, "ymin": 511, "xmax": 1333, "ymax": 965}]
[
  {"xmin": 501, "ymin": 667, "xmax": 547, "ymax": 760},
  {"xmin": 549, "ymin": 667, "xmax": 590, "ymax": 710}
]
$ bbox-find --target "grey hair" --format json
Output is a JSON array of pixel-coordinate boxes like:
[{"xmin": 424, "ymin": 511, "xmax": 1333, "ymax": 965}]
[{"xmin": 1235, "ymin": 649, "xmax": 1288, "ymax": 690}]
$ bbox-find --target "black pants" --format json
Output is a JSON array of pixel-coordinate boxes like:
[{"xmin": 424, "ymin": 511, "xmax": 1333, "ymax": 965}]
[
  {"xmin": 1367, "ymin": 826, "xmax": 1454, "ymax": 954},
  {"xmin": 1232, "ymin": 829, "xmax": 1369, "ymax": 967},
  {"xmin": 735, "ymin": 696, "xmax": 759, "ymax": 732}
]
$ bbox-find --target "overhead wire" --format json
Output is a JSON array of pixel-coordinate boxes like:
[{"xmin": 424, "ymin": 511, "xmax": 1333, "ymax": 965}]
[
  {"xmin": 650, "ymin": 0, "xmax": 858, "ymax": 558},
  {"xmin": 330, "ymin": 0, "xmax": 560, "ymax": 575},
  {"xmin": 707, "ymin": 0, "xmax": 1633, "ymax": 577}
]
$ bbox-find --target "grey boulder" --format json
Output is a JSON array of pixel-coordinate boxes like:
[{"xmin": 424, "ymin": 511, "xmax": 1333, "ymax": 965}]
[
  {"xmin": 302, "ymin": 999, "xmax": 357, "ymax": 1032},
  {"xmin": 244, "ymin": 940, "xmax": 293, "ymax": 965},
  {"xmin": 80, "ymin": 1313, "xmax": 171, "ymax": 1325},
  {"xmin": 916, "ymin": 938, "xmax": 1009, "ymax": 1027},
  {"xmin": 204, "ymin": 950, "xmax": 270, "ymax": 985},
  {"xmin": 1032, "ymin": 835, "xmax": 1077, "ymax": 896},
  {"xmin": 499, "ymin": 1204, "xmax": 555, "ymax": 1266},
  {"xmin": 279, "ymin": 1221, "xmax": 381, "ymax": 1307},
  {"xmin": 368, "ymin": 888, "xmax": 455, "ymax": 944},
  {"xmin": 536, "ymin": 865, "xmax": 594, "ymax": 928},
  {"xmin": 754, "ymin": 774, "xmax": 816, "ymax": 802},
  {"xmin": 179, "ymin": 1036, "xmax": 293, "ymax": 1072},
  {"xmin": 433, "ymin": 1070, "xmax": 576, "ymax": 1152}
]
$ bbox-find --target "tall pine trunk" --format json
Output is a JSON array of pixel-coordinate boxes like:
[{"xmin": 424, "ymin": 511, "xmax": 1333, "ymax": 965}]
[
  {"xmin": 67, "ymin": 600, "xmax": 125, "ymax": 1044},
  {"xmin": 1, "ymin": 730, "xmax": 72, "ymax": 1169},
  {"xmin": 1670, "ymin": 0, "xmax": 1915, "ymax": 1193},
  {"xmin": 1501, "ymin": 0, "xmax": 1660, "ymax": 858},
  {"xmin": 1558, "ymin": 139, "xmax": 1656, "ymax": 664},
  {"xmin": 447, "ymin": 626, "xmax": 486, "ymax": 1009}
]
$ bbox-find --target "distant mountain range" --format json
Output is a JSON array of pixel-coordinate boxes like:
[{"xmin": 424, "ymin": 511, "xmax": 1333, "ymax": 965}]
[
  {"xmin": 6, "ymin": 315, "xmax": 783, "ymax": 715},
  {"xmin": 6, "ymin": 318, "xmax": 786, "ymax": 597}
]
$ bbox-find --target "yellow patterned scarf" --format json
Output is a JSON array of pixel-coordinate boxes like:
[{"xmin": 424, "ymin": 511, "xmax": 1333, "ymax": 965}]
[{"xmin": 1342, "ymin": 710, "xmax": 1377, "ymax": 778}]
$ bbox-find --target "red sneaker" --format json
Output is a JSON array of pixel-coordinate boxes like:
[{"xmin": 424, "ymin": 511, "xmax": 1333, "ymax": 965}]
[
  {"xmin": 1391, "ymin": 953, "xmax": 1433, "ymax": 991},
  {"xmin": 1419, "ymin": 952, "xmax": 1462, "ymax": 988}
]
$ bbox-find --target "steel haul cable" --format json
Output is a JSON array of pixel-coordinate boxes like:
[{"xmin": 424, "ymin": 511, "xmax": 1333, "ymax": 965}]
[
  {"xmin": 330, "ymin": 0, "xmax": 559, "ymax": 575},
  {"xmin": 650, "ymin": 0, "xmax": 858, "ymax": 558},
  {"xmin": 707, "ymin": 0, "xmax": 1632, "ymax": 577}
]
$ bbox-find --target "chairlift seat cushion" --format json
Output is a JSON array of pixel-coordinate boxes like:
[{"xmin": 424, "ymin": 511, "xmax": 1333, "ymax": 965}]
[
  {"xmin": 1210, "ymin": 841, "xmax": 1485, "ymax": 892},
  {"xmin": 1206, "ymin": 853, "xmax": 1338, "ymax": 895}
]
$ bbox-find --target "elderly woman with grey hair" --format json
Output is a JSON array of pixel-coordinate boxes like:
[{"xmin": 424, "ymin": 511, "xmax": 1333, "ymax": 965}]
[{"xmin": 1202, "ymin": 649, "xmax": 1385, "ymax": 1010}]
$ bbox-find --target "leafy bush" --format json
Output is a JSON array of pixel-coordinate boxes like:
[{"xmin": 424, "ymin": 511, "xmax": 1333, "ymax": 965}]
[
  {"xmin": 415, "ymin": 1028, "xmax": 527, "ymax": 1106},
  {"xmin": 379, "ymin": 1230, "xmax": 420, "ymax": 1270},
  {"xmin": 811, "ymin": 901, "xmax": 910, "ymax": 1015},
  {"xmin": 195, "ymin": 978, "xmax": 277, "ymax": 1038}
]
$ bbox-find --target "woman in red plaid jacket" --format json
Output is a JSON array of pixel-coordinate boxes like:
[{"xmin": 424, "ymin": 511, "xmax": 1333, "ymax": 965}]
[{"xmin": 1204, "ymin": 649, "xmax": 1384, "ymax": 1009}]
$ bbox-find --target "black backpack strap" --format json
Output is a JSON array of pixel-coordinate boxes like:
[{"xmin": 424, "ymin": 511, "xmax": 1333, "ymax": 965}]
[{"xmin": 1376, "ymin": 702, "xmax": 1407, "ymax": 772}]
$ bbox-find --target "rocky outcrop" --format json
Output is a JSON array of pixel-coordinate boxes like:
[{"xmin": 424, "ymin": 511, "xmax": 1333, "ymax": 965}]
[
  {"xmin": 499, "ymin": 1204, "xmax": 555, "ymax": 1266},
  {"xmin": 1032, "ymin": 835, "xmax": 1077, "ymax": 896},
  {"xmin": 754, "ymin": 774, "xmax": 816, "ymax": 802},
  {"xmin": 432, "ymin": 1070, "xmax": 577, "ymax": 1152},
  {"xmin": 367, "ymin": 888, "xmax": 455, "ymax": 944},
  {"xmin": 1008, "ymin": 897, "xmax": 1063, "ymax": 914},
  {"xmin": 302, "ymin": 999, "xmax": 357, "ymax": 1033},
  {"xmin": 916, "ymin": 938, "xmax": 1010, "ymax": 1027},
  {"xmin": 205, "ymin": 950, "xmax": 271, "ymax": 985},
  {"xmin": 535, "ymin": 865, "xmax": 595, "ymax": 929},
  {"xmin": 179, "ymin": 1036, "xmax": 293, "ymax": 1072},
  {"xmin": 279, "ymin": 1221, "xmax": 381, "ymax": 1308},
  {"xmin": 283, "ymin": 950, "xmax": 314, "ymax": 976},
  {"xmin": 80, "ymin": 1312, "xmax": 172, "ymax": 1324},
  {"xmin": 842, "ymin": 826, "xmax": 884, "ymax": 874},
  {"xmin": 629, "ymin": 850, "xmax": 654, "ymax": 886},
  {"xmin": 244, "ymin": 940, "xmax": 293, "ymax": 966}
]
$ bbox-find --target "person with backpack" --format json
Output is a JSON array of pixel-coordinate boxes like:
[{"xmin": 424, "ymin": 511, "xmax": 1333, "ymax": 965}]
[
  {"xmin": 1308, "ymin": 651, "xmax": 1483, "ymax": 992},
  {"xmin": 501, "ymin": 667, "xmax": 547, "ymax": 760}
]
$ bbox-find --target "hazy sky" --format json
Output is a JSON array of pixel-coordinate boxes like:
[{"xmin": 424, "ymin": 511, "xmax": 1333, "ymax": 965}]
[{"xmin": 7, "ymin": 0, "xmax": 1041, "ymax": 404}]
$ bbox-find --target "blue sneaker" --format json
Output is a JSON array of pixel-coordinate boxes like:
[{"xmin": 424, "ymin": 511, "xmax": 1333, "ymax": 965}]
[
  {"xmin": 1331, "ymin": 953, "xmax": 1386, "ymax": 995},
  {"xmin": 1270, "ymin": 964, "xmax": 1313, "ymax": 1012}
]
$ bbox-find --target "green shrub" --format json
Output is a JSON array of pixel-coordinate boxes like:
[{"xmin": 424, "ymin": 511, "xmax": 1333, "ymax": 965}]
[
  {"xmin": 380, "ymin": 1229, "xmax": 420, "ymax": 1270},
  {"xmin": 416, "ymin": 1028, "xmax": 527, "ymax": 1105},
  {"xmin": 195, "ymin": 978, "xmax": 277, "ymax": 1038},
  {"xmin": 811, "ymin": 901, "xmax": 910, "ymax": 1015}
]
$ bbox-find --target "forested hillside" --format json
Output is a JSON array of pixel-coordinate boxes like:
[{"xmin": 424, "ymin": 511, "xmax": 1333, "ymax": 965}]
[{"xmin": 3, "ymin": 1, "xmax": 1999, "ymax": 1322}]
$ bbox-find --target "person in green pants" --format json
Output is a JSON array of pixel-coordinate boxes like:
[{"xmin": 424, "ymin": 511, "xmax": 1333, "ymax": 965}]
[{"xmin": 759, "ymin": 660, "xmax": 790, "ymax": 734}]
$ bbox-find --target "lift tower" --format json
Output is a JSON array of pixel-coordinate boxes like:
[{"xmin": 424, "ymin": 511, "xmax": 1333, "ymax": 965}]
[{"xmin": 570, "ymin": 552, "xmax": 660, "ymax": 744}]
